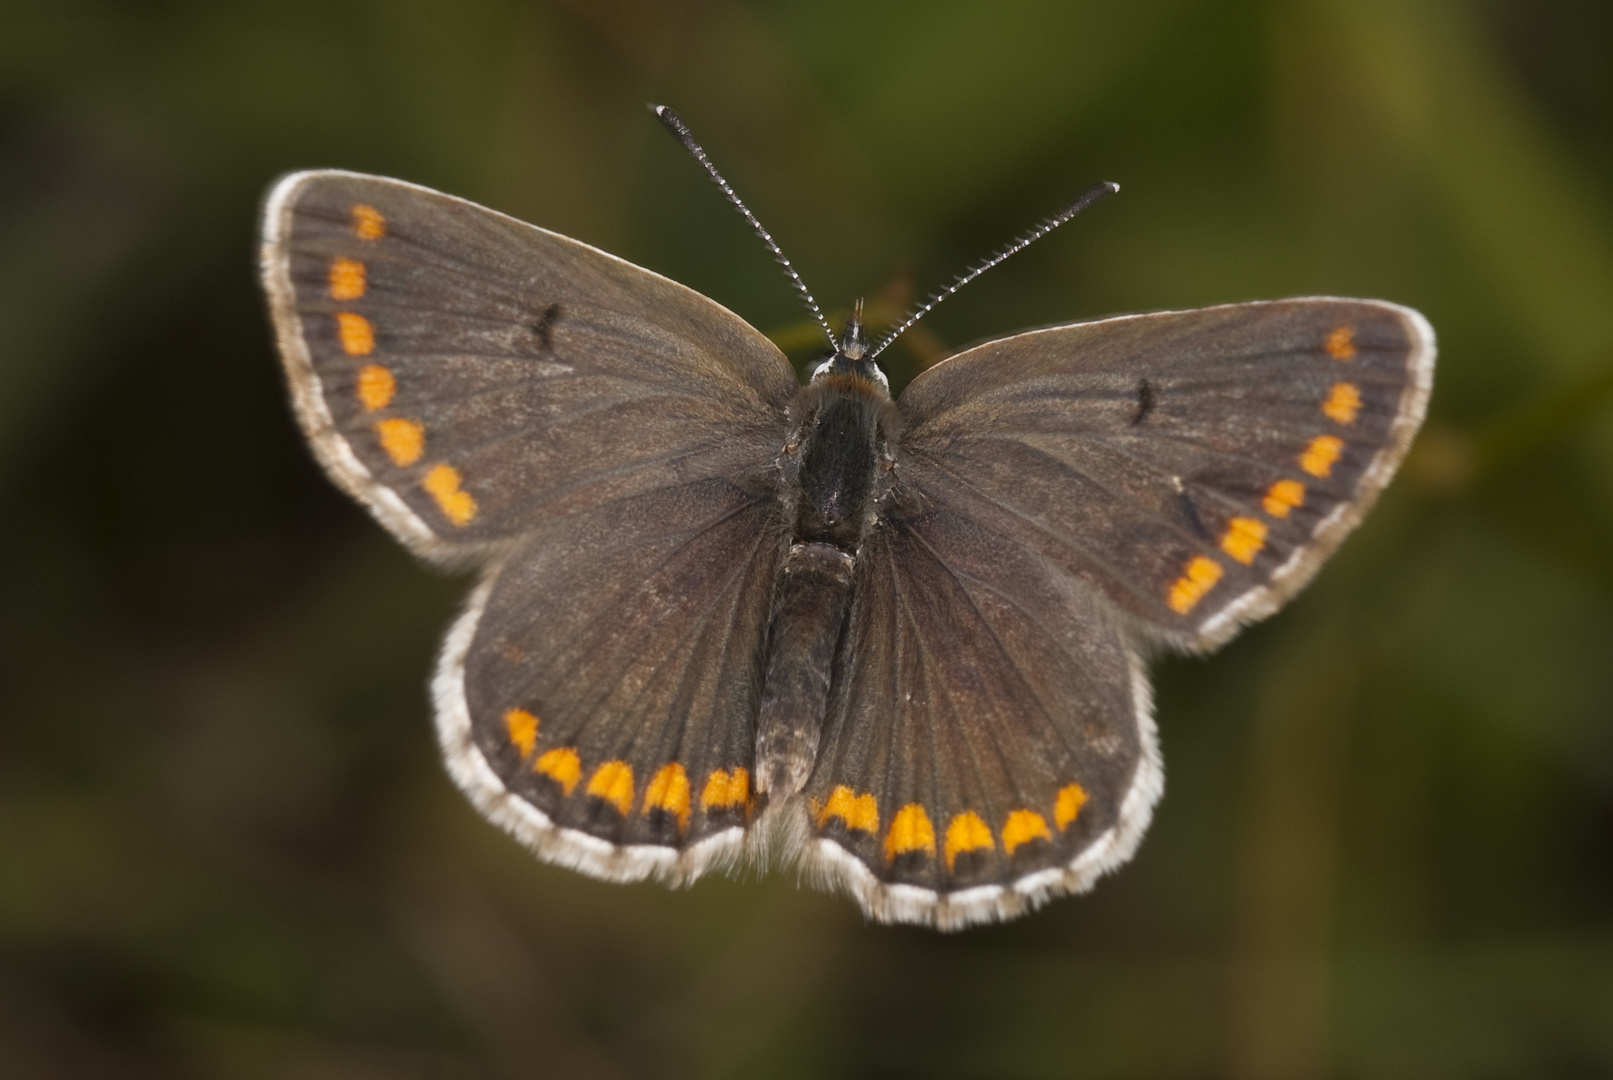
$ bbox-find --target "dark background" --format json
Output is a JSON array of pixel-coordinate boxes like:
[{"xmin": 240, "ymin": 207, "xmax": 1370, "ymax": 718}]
[{"xmin": 3, "ymin": 1, "xmax": 1612, "ymax": 1076}]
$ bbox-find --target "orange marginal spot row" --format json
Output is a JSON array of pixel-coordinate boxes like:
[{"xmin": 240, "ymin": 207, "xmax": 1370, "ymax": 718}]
[
  {"xmin": 501, "ymin": 721, "xmax": 750, "ymax": 833},
  {"xmin": 331, "ymin": 286, "xmax": 479, "ymax": 527},
  {"xmin": 1170, "ymin": 477, "xmax": 1310, "ymax": 614},
  {"xmin": 501, "ymin": 713, "xmax": 1093, "ymax": 860},
  {"xmin": 1163, "ymin": 328, "xmax": 1364, "ymax": 617},
  {"xmin": 817, "ymin": 783, "xmax": 1086, "ymax": 867}
]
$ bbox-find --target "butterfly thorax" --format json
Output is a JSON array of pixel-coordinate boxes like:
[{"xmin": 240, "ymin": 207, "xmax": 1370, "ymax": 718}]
[{"xmin": 791, "ymin": 372, "xmax": 889, "ymax": 552}]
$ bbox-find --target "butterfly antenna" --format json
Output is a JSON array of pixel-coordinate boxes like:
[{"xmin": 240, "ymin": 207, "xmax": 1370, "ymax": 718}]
[
  {"xmin": 868, "ymin": 181, "xmax": 1120, "ymax": 361},
  {"xmin": 652, "ymin": 105, "xmax": 836, "ymax": 349}
]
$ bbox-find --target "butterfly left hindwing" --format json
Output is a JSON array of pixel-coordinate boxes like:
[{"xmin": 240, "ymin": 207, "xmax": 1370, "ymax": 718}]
[{"xmin": 436, "ymin": 470, "xmax": 785, "ymax": 882}]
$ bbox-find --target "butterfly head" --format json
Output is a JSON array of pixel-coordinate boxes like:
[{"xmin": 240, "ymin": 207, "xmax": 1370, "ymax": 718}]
[{"xmin": 810, "ymin": 299, "xmax": 889, "ymax": 393}]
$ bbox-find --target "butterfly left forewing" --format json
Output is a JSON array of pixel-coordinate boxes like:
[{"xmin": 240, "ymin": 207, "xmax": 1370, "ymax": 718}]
[
  {"xmin": 894, "ymin": 298, "xmax": 1434, "ymax": 648},
  {"xmin": 261, "ymin": 170, "xmax": 797, "ymax": 562}
]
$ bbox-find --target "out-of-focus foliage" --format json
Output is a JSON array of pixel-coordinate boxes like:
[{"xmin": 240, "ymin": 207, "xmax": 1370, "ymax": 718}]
[{"xmin": 1, "ymin": 1, "xmax": 1610, "ymax": 1076}]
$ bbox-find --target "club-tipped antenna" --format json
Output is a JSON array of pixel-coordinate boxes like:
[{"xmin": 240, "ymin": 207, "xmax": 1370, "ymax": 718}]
[
  {"xmin": 652, "ymin": 105, "xmax": 836, "ymax": 349},
  {"xmin": 868, "ymin": 181, "xmax": 1120, "ymax": 361}
]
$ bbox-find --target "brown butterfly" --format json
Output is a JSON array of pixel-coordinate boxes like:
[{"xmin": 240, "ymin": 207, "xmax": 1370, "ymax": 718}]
[{"xmin": 259, "ymin": 109, "xmax": 1432, "ymax": 929}]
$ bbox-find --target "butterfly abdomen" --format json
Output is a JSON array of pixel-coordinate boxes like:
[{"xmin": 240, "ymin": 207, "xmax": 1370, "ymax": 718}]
[{"xmin": 755, "ymin": 542, "xmax": 855, "ymax": 798}]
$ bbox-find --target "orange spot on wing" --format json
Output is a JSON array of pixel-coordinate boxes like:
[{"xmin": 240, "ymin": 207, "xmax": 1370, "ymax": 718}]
[
  {"xmin": 1263, "ymin": 479, "xmax": 1306, "ymax": 518},
  {"xmin": 586, "ymin": 760, "xmax": 635, "ymax": 815},
  {"xmin": 1300, "ymin": 434, "xmax": 1345, "ymax": 478},
  {"xmin": 642, "ymin": 763, "xmax": 691, "ymax": 831},
  {"xmin": 375, "ymin": 418, "xmax": 423, "ymax": 466},
  {"xmin": 815, "ymin": 785, "xmax": 880, "ymax": 833},
  {"xmin": 943, "ymin": 811, "xmax": 994, "ymax": 871},
  {"xmin": 356, "ymin": 364, "xmax": 395, "ymax": 411},
  {"xmin": 1326, "ymin": 326, "xmax": 1356, "ymax": 360},
  {"xmin": 351, "ymin": 203, "xmax": 385, "ymax": 240},
  {"xmin": 1001, "ymin": 810, "xmax": 1053, "ymax": 854},
  {"xmin": 1322, "ymin": 381, "xmax": 1362, "ymax": 425},
  {"xmin": 700, "ymin": 767, "xmax": 751, "ymax": 812},
  {"xmin": 884, "ymin": 803, "xmax": 936, "ymax": 861},
  {"xmin": 535, "ymin": 747, "xmax": 581, "ymax": 794},
  {"xmin": 1055, "ymin": 783, "xmax": 1088, "ymax": 830},
  {"xmin": 1220, "ymin": 516, "xmax": 1268, "ymax": 565},
  {"xmin": 328, "ymin": 256, "xmax": 365, "ymax": 300},
  {"xmin": 336, "ymin": 311, "xmax": 374, "ymax": 355},
  {"xmin": 1167, "ymin": 555, "xmax": 1224, "ymax": 615},
  {"xmin": 422, "ymin": 464, "xmax": 477, "ymax": 525},
  {"xmin": 503, "ymin": 708, "xmax": 538, "ymax": 759}
]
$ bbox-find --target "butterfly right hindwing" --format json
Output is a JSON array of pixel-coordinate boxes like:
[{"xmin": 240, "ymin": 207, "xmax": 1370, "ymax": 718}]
[{"xmin": 802, "ymin": 488, "xmax": 1159, "ymax": 929}]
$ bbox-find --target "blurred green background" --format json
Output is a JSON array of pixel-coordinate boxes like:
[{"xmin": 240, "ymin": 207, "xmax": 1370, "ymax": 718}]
[{"xmin": 3, "ymin": 1, "xmax": 1612, "ymax": 1076}]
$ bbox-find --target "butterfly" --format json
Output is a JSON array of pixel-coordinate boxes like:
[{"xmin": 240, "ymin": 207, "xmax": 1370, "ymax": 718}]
[{"xmin": 259, "ymin": 110, "xmax": 1433, "ymax": 929}]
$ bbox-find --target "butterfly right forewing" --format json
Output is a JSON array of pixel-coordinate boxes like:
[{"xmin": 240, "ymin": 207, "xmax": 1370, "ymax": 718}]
[{"xmin": 892, "ymin": 298, "xmax": 1433, "ymax": 648}]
